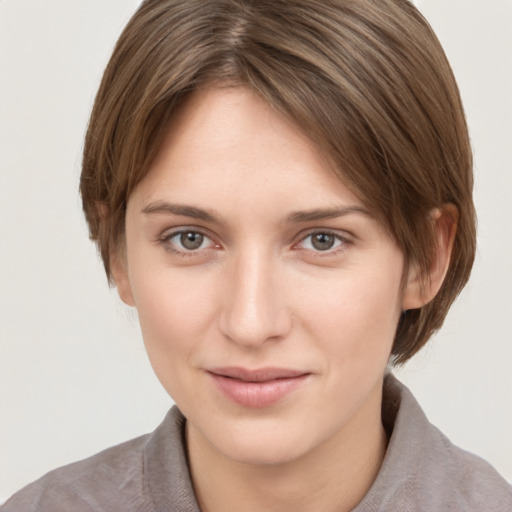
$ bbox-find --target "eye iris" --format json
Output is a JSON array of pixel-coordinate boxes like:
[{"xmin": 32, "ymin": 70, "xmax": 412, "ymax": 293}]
[
  {"xmin": 311, "ymin": 233, "xmax": 335, "ymax": 251},
  {"xmin": 180, "ymin": 232, "xmax": 204, "ymax": 250}
]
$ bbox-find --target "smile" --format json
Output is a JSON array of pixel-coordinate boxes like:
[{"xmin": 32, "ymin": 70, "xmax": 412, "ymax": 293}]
[{"xmin": 207, "ymin": 367, "xmax": 310, "ymax": 408}]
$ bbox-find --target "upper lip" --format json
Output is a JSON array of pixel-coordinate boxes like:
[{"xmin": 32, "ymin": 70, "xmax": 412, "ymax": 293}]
[{"xmin": 207, "ymin": 367, "xmax": 310, "ymax": 382}]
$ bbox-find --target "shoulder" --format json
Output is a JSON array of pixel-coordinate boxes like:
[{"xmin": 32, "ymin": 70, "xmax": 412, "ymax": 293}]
[
  {"xmin": 0, "ymin": 434, "xmax": 150, "ymax": 512},
  {"xmin": 417, "ymin": 422, "xmax": 512, "ymax": 510},
  {"xmin": 436, "ymin": 429, "xmax": 512, "ymax": 512},
  {"xmin": 356, "ymin": 376, "xmax": 512, "ymax": 512},
  {"xmin": 1, "ymin": 407, "xmax": 197, "ymax": 512}
]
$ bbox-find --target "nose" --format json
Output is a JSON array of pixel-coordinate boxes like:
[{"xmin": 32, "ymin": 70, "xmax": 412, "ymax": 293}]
[{"xmin": 219, "ymin": 248, "xmax": 292, "ymax": 347}]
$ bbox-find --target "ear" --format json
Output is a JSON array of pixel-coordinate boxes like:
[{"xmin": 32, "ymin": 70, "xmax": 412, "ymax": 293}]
[
  {"xmin": 402, "ymin": 204, "xmax": 458, "ymax": 310},
  {"xmin": 110, "ymin": 247, "xmax": 136, "ymax": 307}
]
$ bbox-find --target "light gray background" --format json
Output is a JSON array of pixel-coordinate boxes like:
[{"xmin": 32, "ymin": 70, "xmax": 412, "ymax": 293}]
[{"xmin": 1, "ymin": 0, "xmax": 511, "ymax": 501}]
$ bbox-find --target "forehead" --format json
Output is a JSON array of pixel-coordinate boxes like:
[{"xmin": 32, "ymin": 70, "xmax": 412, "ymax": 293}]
[{"xmin": 131, "ymin": 86, "xmax": 364, "ymax": 213}]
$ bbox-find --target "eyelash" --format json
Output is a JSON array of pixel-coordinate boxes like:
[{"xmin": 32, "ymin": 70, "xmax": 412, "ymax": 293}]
[
  {"xmin": 158, "ymin": 229, "xmax": 350, "ymax": 257},
  {"xmin": 159, "ymin": 228, "xmax": 216, "ymax": 257},
  {"xmin": 295, "ymin": 231, "xmax": 348, "ymax": 255}
]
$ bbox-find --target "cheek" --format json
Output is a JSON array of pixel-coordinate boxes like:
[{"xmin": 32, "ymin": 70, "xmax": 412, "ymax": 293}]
[
  {"xmin": 128, "ymin": 265, "xmax": 219, "ymax": 387},
  {"xmin": 295, "ymin": 265, "xmax": 403, "ymax": 363}
]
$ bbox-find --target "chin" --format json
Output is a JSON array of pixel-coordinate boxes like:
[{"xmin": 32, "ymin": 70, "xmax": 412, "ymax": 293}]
[
  {"xmin": 221, "ymin": 435, "xmax": 306, "ymax": 467},
  {"xmin": 195, "ymin": 414, "xmax": 318, "ymax": 467}
]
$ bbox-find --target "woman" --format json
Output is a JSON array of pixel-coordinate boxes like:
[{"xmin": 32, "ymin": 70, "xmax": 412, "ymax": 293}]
[{"xmin": 2, "ymin": 0, "xmax": 511, "ymax": 510}]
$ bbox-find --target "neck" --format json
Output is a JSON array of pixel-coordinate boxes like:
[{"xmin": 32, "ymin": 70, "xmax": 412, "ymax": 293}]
[{"xmin": 187, "ymin": 382, "xmax": 387, "ymax": 512}]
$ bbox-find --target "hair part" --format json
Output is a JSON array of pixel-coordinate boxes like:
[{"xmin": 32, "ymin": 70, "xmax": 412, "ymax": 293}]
[{"xmin": 81, "ymin": 0, "xmax": 476, "ymax": 364}]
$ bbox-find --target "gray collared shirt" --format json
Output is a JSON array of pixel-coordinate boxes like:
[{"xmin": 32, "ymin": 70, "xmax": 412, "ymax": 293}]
[{"xmin": 2, "ymin": 376, "xmax": 511, "ymax": 511}]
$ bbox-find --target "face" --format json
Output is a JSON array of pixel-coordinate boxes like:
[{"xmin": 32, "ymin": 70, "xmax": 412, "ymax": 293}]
[{"xmin": 116, "ymin": 86, "xmax": 416, "ymax": 466}]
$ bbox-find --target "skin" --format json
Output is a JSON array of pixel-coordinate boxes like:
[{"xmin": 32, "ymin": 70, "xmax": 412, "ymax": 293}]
[{"xmin": 112, "ymin": 86, "xmax": 454, "ymax": 512}]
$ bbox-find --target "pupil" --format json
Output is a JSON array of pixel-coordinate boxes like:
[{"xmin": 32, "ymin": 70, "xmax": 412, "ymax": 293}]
[
  {"xmin": 312, "ymin": 233, "xmax": 335, "ymax": 251},
  {"xmin": 181, "ymin": 232, "xmax": 203, "ymax": 250}
]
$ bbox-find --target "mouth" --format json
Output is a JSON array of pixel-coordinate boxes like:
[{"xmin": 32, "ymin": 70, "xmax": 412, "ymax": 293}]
[{"xmin": 206, "ymin": 367, "xmax": 311, "ymax": 408}]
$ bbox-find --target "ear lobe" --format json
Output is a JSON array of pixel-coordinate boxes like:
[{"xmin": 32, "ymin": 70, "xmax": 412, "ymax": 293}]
[
  {"xmin": 402, "ymin": 205, "xmax": 458, "ymax": 310},
  {"xmin": 110, "ymin": 249, "xmax": 136, "ymax": 307}
]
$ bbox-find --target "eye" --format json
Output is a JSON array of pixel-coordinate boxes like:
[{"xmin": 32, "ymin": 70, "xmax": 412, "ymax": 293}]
[
  {"xmin": 163, "ymin": 229, "xmax": 215, "ymax": 253},
  {"xmin": 298, "ymin": 232, "xmax": 344, "ymax": 252}
]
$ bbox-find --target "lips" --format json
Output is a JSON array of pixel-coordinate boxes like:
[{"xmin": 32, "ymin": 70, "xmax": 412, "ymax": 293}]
[{"xmin": 207, "ymin": 367, "xmax": 310, "ymax": 408}]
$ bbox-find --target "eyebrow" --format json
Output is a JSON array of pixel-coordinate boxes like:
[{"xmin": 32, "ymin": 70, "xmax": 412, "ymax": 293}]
[
  {"xmin": 141, "ymin": 201, "xmax": 220, "ymax": 224},
  {"xmin": 284, "ymin": 206, "xmax": 371, "ymax": 224},
  {"xmin": 141, "ymin": 201, "xmax": 371, "ymax": 225}
]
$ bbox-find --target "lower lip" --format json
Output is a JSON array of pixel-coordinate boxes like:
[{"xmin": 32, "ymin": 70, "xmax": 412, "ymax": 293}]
[{"xmin": 208, "ymin": 373, "xmax": 309, "ymax": 408}]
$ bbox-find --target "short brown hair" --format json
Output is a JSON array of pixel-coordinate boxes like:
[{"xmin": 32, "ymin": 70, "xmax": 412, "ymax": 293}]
[{"xmin": 80, "ymin": 0, "xmax": 476, "ymax": 364}]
